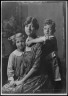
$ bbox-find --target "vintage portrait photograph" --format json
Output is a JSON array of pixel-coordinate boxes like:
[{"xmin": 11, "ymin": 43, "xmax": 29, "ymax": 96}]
[{"xmin": 1, "ymin": 1, "xmax": 67, "ymax": 95}]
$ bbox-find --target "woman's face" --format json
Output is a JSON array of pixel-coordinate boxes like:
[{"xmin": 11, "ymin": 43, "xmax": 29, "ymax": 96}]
[
  {"xmin": 25, "ymin": 23, "xmax": 35, "ymax": 36},
  {"xmin": 43, "ymin": 24, "xmax": 52, "ymax": 36},
  {"xmin": 16, "ymin": 37, "xmax": 25, "ymax": 51}
]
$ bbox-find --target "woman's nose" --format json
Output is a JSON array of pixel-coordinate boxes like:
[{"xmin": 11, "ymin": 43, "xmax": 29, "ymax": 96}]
[{"xmin": 29, "ymin": 25, "xmax": 31, "ymax": 31}]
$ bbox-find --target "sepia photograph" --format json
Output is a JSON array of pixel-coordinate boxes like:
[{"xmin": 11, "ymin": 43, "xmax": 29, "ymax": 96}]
[{"xmin": 1, "ymin": 1, "xmax": 67, "ymax": 95}]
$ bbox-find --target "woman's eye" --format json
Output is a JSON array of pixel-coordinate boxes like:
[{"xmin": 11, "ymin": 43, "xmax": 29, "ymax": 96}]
[{"xmin": 43, "ymin": 28, "xmax": 46, "ymax": 30}]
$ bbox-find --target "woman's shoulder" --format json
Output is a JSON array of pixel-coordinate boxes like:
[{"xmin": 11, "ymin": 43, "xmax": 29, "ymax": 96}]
[
  {"xmin": 49, "ymin": 35, "xmax": 57, "ymax": 40},
  {"xmin": 42, "ymin": 35, "xmax": 57, "ymax": 47},
  {"xmin": 45, "ymin": 35, "xmax": 57, "ymax": 43},
  {"xmin": 32, "ymin": 42, "xmax": 42, "ymax": 52}
]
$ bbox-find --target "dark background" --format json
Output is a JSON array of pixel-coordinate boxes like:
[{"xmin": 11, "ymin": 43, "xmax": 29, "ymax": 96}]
[{"xmin": 1, "ymin": 1, "xmax": 66, "ymax": 94}]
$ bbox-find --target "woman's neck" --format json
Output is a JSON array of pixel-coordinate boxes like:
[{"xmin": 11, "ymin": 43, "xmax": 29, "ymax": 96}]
[{"xmin": 28, "ymin": 34, "xmax": 37, "ymax": 39}]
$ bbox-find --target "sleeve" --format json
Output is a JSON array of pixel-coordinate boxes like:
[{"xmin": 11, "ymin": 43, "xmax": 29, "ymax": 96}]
[
  {"xmin": 32, "ymin": 43, "xmax": 42, "ymax": 71},
  {"xmin": 7, "ymin": 53, "xmax": 15, "ymax": 81}
]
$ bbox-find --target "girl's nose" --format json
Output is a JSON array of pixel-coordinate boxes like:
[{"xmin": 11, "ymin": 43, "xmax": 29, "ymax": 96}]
[
  {"xmin": 19, "ymin": 41, "xmax": 22, "ymax": 45},
  {"xmin": 47, "ymin": 29, "xmax": 49, "ymax": 33}
]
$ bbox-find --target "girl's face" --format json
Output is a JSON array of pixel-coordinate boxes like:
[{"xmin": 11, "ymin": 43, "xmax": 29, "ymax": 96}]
[
  {"xmin": 25, "ymin": 23, "xmax": 35, "ymax": 36},
  {"xmin": 16, "ymin": 37, "xmax": 25, "ymax": 51},
  {"xmin": 43, "ymin": 24, "xmax": 52, "ymax": 36}
]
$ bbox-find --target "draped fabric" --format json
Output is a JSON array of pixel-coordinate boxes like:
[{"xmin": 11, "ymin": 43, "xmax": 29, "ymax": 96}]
[{"xmin": 3, "ymin": 75, "xmax": 52, "ymax": 94}]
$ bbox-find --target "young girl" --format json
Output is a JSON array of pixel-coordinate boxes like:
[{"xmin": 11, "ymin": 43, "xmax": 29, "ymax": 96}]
[
  {"xmin": 2, "ymin": 33, "xmax": 26, "ymax": 93},
  {"xmin": 26, "ymin": 19, "xmax": 61, "ymax": 90}
]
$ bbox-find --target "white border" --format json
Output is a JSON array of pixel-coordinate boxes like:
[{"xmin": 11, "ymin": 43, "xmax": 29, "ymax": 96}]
[
  {"xmin": 1, "ymin": 1, "xmax": 67, "ymax": 95},
  {"xmin": 66, "ymin": 0, "xmax": 67, "ymax": 95},
  {"xmin": 1, "ymin": 1, "xmax": 2, "ymax": 96}
]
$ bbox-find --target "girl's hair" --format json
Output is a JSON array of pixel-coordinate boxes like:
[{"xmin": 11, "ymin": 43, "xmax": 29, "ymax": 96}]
[
  {"xmin": 44, "ymin": 19, "xmax": 56, "ymax": 34},
  {"xmin": 15, "ymin": 33, "xmax": 25, "ymax": 41},
  {"xmin": 24, "ymin": 16, "xmax": 39, "ymax": 30},
  {"xmin": 8, "ymin": 33, "xmax": 25, "ymax": 44}
]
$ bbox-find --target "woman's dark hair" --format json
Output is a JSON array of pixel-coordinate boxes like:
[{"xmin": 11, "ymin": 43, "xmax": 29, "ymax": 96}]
[
  {"xmin": 24, "ymin": 16, "xmax": 39, "ymax": 30},
  {"xmin": 44, "ymin": 19, "xmax": 56, "ymax": 34}
]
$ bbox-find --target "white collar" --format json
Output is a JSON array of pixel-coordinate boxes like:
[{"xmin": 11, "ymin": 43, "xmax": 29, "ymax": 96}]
[
  {"xmin": 49, "ymin": 35, "xmax": 54, "ymax": 38},
  {"xmin": 13, "ymin": 49, "xmax": 24, "ymax": 56}
]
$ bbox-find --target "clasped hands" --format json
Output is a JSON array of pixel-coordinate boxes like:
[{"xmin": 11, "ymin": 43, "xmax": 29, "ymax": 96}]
[{"xmin": 9, "ymin": 79, "xmax": 24, "ymax": 87}]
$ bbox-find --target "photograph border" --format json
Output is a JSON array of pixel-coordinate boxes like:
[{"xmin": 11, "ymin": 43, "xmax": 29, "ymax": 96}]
[{"xmin": 1, "ymin": 1, "xmax": 67, "ymax": 95}]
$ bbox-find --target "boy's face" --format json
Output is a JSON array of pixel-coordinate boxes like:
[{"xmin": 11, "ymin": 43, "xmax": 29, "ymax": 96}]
[
  {"xmin": 16, "ymin": 37, "xmax": 25, "ymax": 51},
  {"xmin": 25, "ymin": 23, "xmax": 35, "ymax": 36},
  {"xmin": 43, "ymin": 24, "xmax": 52, "ymax": 36}
]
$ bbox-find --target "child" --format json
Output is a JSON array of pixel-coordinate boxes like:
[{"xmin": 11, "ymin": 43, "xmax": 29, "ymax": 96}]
[
  {"xmin": 26, "ymin": 19, "xmax": 61, "ymax": 91},
  {"xmin": 2, "ymin": 33, "xmax": 26, "ymax": 93}
]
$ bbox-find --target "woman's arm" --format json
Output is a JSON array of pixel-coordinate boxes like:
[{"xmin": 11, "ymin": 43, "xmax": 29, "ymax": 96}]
[
  {"xmin": 14, "ymin": 67, "xmax": 36, "ymax": 85},
  {"xmin": 21, "ymin": 67, "xmax": 36, "ymax": 82}
]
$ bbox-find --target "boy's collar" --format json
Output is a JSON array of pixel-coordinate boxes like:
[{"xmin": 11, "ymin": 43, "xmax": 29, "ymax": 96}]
[
  {"xmin": 49, "ymin": 35, "xmax": 54, "ymax": 37},
  {"xmin": 45, "ymin": 35, "xmax": 54, "ymax": 38}
]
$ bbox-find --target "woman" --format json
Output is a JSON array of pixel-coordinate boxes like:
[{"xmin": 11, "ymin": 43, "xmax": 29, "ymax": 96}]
[
  {"xmin": 14, "ymin": 16, "xmax": 52, "ymax": 93},
  {"xmin": 2, "ymin": 17, "xmax": 53, "ymax": 94}
]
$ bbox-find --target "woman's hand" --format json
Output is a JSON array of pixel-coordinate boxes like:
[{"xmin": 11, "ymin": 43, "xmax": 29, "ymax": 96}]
[
  {"xmin": 14, "ymin": 80, "xmax": 24, "ymax": 86},
  {"xmin": 9, "ymin": 80, "xmax": 15, "ymax": 86}
]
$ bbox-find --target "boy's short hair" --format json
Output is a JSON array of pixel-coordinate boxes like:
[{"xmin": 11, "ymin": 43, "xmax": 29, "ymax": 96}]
[
  {"xmin": 44, "ymin": 19, "xmax": 56, "ymax": 34},
  {"xmin": 24, "ymin": 16, "xmax": 39, "ymax": 30}
]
